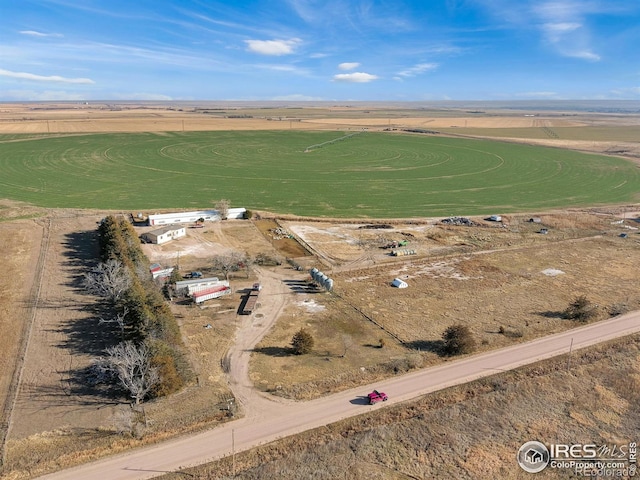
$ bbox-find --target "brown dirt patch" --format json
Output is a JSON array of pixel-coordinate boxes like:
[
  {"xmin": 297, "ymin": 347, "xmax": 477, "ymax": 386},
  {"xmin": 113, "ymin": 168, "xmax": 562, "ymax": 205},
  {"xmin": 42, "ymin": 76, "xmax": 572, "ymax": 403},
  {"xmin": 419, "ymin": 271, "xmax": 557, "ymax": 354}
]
[
  {"xmin": 253, "ymin": 219, "xmax": 313, "ymax": 260},
  {"xmin": 248, "ymin": 211, "xmax": 640, "ymax": 398},
  {"xmin": 0, "ymin": 218, "xmax": 43, "ymax": 448}
]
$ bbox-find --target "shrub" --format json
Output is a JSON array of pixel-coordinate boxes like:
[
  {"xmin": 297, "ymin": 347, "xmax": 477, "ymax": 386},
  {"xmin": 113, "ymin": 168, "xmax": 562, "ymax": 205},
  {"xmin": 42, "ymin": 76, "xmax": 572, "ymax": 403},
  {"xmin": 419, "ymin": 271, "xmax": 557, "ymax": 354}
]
[
  {"xmin": 608, "ymin": 302, "xmax": 630, "ymax": 317},
  {"xmin": 148, "ymin": 340, "xmax": 193, "ymax": 398},
  {"xmin": 291, "ymin": 328, "xmax": 314, "ymax": 355},
  {"xmin": 563, "ymin": 295, "xmax": 597, "ymax": 322},
  {"xmin": 442, "ymin": 324, "xmax": 476, "ymax": 356}
]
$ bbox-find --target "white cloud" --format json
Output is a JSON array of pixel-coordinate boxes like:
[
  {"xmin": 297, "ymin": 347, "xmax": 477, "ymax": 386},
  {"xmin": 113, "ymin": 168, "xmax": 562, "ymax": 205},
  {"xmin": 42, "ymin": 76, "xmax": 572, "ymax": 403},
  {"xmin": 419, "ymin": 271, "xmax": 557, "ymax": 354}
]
[
  {"xmin": 272, "ymin": 93, "xmax": 325, "ymax": 101},
  {"xmin": 476, "ymin": 0, "xmax": 603, "ymax": 62},
  {"xmin": 19, "ymin": 30, "xmax": 63, "ymax": 38},
  {"xmin": 338, "ymin": 62, "xmax": 360, "ymax": 71},
  {"xmin": 1, "ymin": 89, "xmax": 88, "ymax": 101},
  {"xmin": 397, "ymin": 63, "xmax": 438, "ymax": 77},
  {"xmin": 245, "ymin": 38, "xmax": 301, "ymax": 56},
  {"xmin": 113, "ymin": 92, "xmax": 173, "ymax": 100},
  {"xmin": 533, "ymin": 1, "xmax": 601, "ymax": 61},
  {"xmin": 0, "ymin": 69, "xmax": 95, "ymax": 84},
  {"xmin": 519, "ymin": 91, "xmax": 559, "ymax": 98},
  {"xmin": 610, "ymin": 86, "xmax": 640, "ymax": 96},
  {"xmin": 542, "ymin": 22, "xmax": 581, "ymax": 37},
  {"xmin": 570, "ymin": 50, "xmax": 601, "ymax": 61},
  {"xmin": 332, "ymin": 72, "xmax": 378, "ymax": 83}
]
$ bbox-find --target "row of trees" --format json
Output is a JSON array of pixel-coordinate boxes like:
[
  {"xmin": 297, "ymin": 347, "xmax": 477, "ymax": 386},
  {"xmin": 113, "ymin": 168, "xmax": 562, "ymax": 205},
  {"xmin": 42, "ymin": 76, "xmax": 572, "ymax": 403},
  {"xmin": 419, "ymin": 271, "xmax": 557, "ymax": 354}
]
[{"xmin": 84, "ymin": 216, "xmax": 191, "ymax": 404}]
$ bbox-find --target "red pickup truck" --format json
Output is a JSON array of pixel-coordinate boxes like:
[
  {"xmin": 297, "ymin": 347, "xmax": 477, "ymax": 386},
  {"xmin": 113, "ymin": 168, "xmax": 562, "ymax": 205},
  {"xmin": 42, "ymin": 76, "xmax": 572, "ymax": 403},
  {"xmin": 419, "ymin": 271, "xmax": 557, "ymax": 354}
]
[{"xmin": 367, "ymin": 390, "xmax": 388, "ymax": 404}]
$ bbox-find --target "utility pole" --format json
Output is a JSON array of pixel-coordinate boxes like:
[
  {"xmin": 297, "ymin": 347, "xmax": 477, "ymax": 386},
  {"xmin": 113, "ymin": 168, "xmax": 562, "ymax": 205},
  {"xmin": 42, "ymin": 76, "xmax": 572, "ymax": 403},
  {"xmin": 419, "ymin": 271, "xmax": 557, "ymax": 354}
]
[
  {"xmin": 232, "ymin": 428, "xmax": 235, "ymax": 477},
  {"xmin": 567, "ymin": 338, "xmax": 574, "ymax": 371}
]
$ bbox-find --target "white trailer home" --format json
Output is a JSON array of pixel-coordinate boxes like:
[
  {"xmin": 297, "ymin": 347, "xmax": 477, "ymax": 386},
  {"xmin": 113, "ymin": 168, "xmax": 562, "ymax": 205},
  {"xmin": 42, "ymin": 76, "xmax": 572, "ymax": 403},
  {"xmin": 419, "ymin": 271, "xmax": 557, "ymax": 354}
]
[
  {"xmin": 174, "ymin": 277, "xmax": 222, "ymax": 295},
  {"xmin": 148, "ymin": 210, "xmax": 219, "ymax": 226},
  {"xmin": 192, "ymin": 285, "xmax": 232, "ymax": 304},
  {"xmin": 141, "ymin": 225, "xmax": 186, "ymax": 245},
  {"xmin": 147, "ymin": 208, "xmax": 247, "ymax": 225},
  {"xmin": 187, "ymin": 280, "xmax": 229, "ymax": 295}
]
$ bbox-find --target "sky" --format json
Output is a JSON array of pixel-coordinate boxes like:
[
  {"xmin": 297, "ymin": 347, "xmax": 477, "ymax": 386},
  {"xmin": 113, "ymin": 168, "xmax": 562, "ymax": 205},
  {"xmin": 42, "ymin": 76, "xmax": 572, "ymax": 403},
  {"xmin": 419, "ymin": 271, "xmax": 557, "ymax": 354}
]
[{"xmin": 1, "ymin": 0, "xmax": 640, "ymax": 102}]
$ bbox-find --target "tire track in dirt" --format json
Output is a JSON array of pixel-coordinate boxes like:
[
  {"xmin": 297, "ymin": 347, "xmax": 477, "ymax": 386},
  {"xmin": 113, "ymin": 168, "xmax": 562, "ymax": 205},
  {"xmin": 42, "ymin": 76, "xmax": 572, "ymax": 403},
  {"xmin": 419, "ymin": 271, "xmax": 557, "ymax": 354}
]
[{"xmin": 0, "ymin": 218, "xmax": 49, "ymax": 469}]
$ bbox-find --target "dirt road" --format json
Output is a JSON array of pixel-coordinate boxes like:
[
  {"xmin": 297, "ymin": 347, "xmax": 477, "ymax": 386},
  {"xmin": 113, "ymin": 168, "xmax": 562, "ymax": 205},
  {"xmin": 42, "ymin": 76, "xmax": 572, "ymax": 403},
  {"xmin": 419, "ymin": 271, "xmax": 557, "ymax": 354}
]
[
  {"xmin": 38, "ymin": 310, "xmax": 640, "ymax": 480},
  {"xmin": 222, "ymin": 266, "xmax": 300, "ymax": 418}
]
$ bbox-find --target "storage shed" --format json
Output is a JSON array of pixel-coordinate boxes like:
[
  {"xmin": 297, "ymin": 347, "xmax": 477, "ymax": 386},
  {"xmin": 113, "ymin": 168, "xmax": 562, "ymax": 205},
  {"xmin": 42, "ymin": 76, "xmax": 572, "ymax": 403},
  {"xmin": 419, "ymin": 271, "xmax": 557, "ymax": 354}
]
[
  {"xmin": 226, "ymin": 208, "xmax": 247, "ymax": 219},
  {"xmin": 391, "ymin": 278, "xmax": 408, "ymax": 288}
]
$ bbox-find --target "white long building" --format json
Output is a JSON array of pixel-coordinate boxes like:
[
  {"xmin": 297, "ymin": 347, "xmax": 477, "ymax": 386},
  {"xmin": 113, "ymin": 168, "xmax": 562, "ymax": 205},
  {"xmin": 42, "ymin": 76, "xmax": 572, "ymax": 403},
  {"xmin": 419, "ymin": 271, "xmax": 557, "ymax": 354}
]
[
  {"xmin": 148, "ymin": 210, "xmax": 219, "ymax": 226},
  {"xmin": 175, "ymin": 277, "xmax": 226, "ymax": 295},
  {"xmin": 148, "ymin": 208, "xmax": 247, "ymax": 226}
]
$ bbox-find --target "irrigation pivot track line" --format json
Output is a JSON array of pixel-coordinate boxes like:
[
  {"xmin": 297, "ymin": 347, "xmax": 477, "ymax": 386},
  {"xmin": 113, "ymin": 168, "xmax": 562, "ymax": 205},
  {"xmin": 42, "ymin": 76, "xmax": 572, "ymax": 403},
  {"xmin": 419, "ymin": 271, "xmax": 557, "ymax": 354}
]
[{"xmin": 0, "ymin": 131, "xmax": 638, "ymax": 218}]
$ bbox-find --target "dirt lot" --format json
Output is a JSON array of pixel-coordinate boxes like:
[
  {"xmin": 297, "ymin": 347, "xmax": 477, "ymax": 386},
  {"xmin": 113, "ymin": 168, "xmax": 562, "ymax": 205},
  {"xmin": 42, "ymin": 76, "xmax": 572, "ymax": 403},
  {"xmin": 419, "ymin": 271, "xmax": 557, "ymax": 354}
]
[
  {"xmin": 1, "ymin": 104, "xmax": 640, "ymax": 478},
  {"xmin": 244, "ymin": 211, "xmax": 640, "ymax": 399}
]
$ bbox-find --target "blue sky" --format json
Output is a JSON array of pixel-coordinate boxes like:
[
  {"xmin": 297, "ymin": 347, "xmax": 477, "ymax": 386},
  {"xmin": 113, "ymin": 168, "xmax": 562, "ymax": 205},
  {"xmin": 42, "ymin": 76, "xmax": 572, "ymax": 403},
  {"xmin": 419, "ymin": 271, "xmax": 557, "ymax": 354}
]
[{"xmin": 1, "ymin": 0, "xmax": 639, "ymax": 101}]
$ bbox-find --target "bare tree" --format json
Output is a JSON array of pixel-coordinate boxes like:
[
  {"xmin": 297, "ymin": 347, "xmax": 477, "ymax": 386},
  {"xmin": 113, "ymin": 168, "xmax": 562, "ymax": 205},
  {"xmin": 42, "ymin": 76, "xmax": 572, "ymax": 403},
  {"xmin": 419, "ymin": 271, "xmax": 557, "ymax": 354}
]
[
  {"xmin": 212, "ymin": 251, "xmax": 248, "ymax": 280},
  {"xmin": 83, "ymin": 259, "xmax": 132, "ymax": 303},
  {"xmin": 99, "ymin": 307, "xmax": 129, "ymax": 340},
  {"xmin": 105, "ymin": 341, "xmax": 159, "ymax": 405},
  {"xmin": 215, "ymin": 199, "xmax": 231, "ymax": 220}
]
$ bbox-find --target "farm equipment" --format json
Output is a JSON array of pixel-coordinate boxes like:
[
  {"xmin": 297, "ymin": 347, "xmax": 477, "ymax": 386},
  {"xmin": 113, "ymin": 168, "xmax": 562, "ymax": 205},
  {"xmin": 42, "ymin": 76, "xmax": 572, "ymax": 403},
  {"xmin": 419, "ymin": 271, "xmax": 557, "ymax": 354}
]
[
  {"xmin": 381, "ymin": 239, "xmax": 409, "ymax": 249},
  {"xmin": 391, "ymin": 249, "xmax": 416, "ymax": 256}
]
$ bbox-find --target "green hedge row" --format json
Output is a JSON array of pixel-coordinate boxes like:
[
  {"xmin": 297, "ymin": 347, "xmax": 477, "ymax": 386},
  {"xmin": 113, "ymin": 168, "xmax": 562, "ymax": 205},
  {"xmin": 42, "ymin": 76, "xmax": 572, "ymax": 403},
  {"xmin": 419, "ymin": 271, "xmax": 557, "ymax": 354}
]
[{"xmin": 98, "ymin": 215, "xmax": 192, "ymax": 398}]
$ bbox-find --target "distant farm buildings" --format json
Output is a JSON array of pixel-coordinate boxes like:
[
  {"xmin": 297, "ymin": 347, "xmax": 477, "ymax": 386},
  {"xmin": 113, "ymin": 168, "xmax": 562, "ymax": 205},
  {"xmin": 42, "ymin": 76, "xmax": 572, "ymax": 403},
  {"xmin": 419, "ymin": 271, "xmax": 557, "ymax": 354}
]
[
  {"xmin": 148, "ymin": 208, "xmax": 247, "ymax": 226},
  {"xmin": 141, "ymin": 225, "xmax": 186, "ymax": 245}
]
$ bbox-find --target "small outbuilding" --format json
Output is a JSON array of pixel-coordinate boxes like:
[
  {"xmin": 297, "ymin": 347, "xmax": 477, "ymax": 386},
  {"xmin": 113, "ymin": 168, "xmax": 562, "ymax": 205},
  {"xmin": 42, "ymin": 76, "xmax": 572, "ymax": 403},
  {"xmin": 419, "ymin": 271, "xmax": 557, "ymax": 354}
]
[
  {"xmin": 141, "ymin": 225, "xmax": 186, "ymax": 245},
  {"xmin": 391, "ymin": 278, "xmax": 408, "ymax": 288}
]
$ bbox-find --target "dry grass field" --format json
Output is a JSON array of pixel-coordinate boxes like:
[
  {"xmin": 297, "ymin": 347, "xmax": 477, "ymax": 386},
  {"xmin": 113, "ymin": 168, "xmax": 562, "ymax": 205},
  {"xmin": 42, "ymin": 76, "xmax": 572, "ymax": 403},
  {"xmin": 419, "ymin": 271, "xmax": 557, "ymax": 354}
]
[
  {"xmin": 159, "ymin": 334, "xmax": 640, "ymax": 480},
  {"xmin": 0, "ymin": 102, "xmax": 639, "ymax": 479},
  {"xmin": 247, "ymin": 211, "xmax": 640, "ymax": 400}
]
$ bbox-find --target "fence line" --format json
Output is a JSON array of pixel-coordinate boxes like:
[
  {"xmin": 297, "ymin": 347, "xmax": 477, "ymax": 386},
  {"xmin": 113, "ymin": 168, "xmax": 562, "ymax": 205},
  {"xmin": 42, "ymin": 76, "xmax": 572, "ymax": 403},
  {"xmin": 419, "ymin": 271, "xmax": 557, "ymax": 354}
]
[{"xmin": 0, "ymin": 218, "xmax": 51, "ymax": 471}]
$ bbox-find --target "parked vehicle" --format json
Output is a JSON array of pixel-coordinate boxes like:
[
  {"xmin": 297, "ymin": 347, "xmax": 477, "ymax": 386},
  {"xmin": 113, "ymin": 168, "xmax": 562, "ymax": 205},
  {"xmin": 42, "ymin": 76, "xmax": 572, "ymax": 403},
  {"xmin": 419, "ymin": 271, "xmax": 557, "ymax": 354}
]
[
  {"xmin": 367, "ymin": 390, "xmax": 388, "ymax": 404},
  {"xmin": 184, "ymin": 271, "xmax": 203, "ymax": 279},
  {"xmin": 381, "ymin": 240, "xmax": 408, "ymax": 249}
]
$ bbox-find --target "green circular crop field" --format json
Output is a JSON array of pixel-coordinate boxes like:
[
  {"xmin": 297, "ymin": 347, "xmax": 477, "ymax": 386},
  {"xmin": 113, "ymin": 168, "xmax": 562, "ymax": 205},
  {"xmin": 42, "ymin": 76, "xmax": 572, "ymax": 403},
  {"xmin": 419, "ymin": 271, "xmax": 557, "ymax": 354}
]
[{"xmin": 0, "ymin": 131, "xmax": 638, "ymax": 217}]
